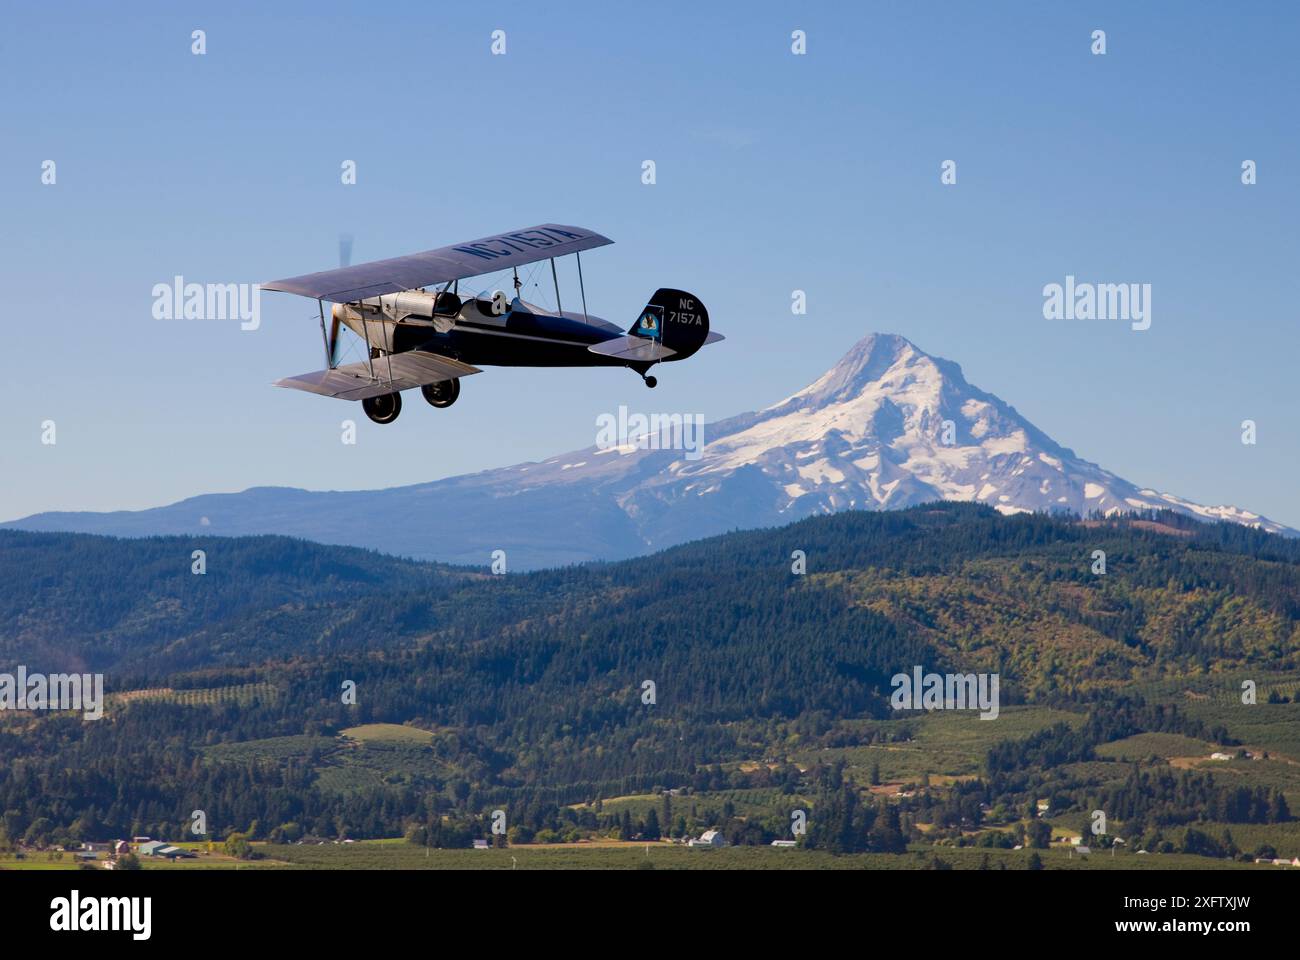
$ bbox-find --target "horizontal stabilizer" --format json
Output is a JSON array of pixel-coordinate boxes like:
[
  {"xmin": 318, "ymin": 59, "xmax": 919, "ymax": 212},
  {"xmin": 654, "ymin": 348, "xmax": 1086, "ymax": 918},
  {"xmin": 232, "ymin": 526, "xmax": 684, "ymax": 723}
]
[
  {"xmin": 587, "ymin": 336, "xmax": 678, "ymax": 363},
  {"xmin": 275, "ymin": 351, "xmax": 480, "ymax": 401}
]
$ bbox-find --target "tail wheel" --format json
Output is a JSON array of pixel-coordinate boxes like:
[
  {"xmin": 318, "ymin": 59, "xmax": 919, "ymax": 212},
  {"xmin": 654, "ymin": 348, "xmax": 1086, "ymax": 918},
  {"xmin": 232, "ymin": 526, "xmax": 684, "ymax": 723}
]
[
  {"xmin": 421, "ymin": 378, "xmax": 460, "ymax": 408},
  {"xmin": 362, "ymin": 392, "xmax": 402, "ymax": 424}
]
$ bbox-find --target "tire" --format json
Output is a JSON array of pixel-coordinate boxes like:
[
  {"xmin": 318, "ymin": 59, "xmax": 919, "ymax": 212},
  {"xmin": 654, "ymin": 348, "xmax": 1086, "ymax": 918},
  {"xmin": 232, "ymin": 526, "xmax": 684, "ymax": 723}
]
[
  {"xmin": 421, "ymin": 378, "xmax": 460, "ymax": 408},
  {"xmin": 362, "ymin": 392, "xmax": 402, "ymax": 424}
]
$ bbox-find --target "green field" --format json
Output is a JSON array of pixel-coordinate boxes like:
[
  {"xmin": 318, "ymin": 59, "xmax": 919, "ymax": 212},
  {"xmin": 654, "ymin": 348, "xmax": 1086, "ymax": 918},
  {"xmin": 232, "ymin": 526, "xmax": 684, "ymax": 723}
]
[
  {"xmin": 1094, "ymin": 732, "xmax": 1215, "ymax": 761},
  {"xmin": 9, "ymin": 838, "xmax": 1292, "ymax": 871},
  {"xmin": 256, "ymin": 840, "xmax": 1268, "ymax": 871},
  {"xmin": 585, "ymin": 787, "xmax": 807, "ymax": 822},
  {"xmin": 801, "ymin": 705, "xmax": 1085, "ymax": 785},
  {"xmin": 204, "ymin": 735, "xmax": 337, "ymax": 763},
  {"xmin": 202, "ymin": 724, "xmax": 449, "ymax": 794},
  {"xmin": 340, "ymin": 723, "xmax": 435, "ymax": 744}
]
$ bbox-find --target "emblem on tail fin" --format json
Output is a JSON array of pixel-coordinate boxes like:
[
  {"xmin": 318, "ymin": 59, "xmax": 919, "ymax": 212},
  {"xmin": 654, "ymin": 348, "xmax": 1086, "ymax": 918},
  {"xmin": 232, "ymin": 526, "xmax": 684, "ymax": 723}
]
[{"xmin": 635, "ymin": 305, "xmax": 663, "ymax": 338}]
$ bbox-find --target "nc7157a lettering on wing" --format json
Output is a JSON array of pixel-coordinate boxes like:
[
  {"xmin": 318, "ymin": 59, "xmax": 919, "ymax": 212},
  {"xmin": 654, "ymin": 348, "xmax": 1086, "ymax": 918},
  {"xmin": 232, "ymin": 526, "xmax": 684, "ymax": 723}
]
[{"xmin": 452, "ymin": 227, "xmax": 590, "ymax": 261}]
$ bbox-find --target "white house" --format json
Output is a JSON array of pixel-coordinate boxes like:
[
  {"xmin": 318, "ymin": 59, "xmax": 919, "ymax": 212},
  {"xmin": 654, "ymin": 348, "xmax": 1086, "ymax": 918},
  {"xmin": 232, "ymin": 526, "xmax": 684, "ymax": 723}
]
[{"xmin": 770, "ymin": 839, "xmax": 797, "ymax": 848}]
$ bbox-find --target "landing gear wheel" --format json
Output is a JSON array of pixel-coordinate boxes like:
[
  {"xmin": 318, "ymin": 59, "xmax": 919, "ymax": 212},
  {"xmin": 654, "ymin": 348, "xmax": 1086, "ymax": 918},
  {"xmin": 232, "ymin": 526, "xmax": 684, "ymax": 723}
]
[
  {"xmin": 421, "ymin": 378, "xmax": 460, "ymax": 408},
  {"xmin": 644, "ymin": 375, "xmax": 658, "ymax": 389},
  {"xmin": 362, "ymin": 392, "xmax": 402, "ymax": 424}
]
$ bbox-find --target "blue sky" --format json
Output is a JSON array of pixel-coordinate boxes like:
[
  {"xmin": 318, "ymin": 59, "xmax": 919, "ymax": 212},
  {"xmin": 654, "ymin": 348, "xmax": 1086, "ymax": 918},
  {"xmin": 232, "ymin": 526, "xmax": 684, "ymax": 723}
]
[{"xmin": 2, "ymin": 1, "xmax": 1297, "ymax": 527}]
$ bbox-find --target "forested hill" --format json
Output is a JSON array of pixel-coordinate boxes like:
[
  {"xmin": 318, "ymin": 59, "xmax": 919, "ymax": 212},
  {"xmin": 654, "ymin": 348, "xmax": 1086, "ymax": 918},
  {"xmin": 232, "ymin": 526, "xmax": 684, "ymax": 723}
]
[
  {"xmin": 0, "ymin": 530, "xmax": 469, "ymax": 675},
  {"xmin": 2, "ymin": 503, "xmax": 1298, "ymax": 690},
  {"xmin": 3, "ymin": 503, "xmax": 1299, "ymax": 850}
]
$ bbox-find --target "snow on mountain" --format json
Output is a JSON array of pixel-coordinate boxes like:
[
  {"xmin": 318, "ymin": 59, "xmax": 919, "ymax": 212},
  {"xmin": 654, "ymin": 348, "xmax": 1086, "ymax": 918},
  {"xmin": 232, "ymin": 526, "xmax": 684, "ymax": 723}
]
[
  {"xmin": 5, "ymin": 333, "xmax": 1291, "ymax": 567},
  {"xmin": 534, "ymin": 332, "xmax": 1294, "ymax": 548}
]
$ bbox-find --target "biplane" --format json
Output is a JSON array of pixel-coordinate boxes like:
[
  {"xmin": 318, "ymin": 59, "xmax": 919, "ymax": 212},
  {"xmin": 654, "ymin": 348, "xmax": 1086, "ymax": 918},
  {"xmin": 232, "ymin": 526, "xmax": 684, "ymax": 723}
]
[{"xmin": 263, "ymin": 224, "xmax": 722, "ymax": 424}]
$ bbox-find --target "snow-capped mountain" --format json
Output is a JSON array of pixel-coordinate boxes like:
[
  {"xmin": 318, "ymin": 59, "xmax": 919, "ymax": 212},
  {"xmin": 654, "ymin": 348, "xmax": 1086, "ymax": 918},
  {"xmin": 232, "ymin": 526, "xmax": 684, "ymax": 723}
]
[
  {"xmin": 6, "ymin": 334, "xmax": 1290, "ymax": 567},
  {"xmin": 639, "ymin": 332, "xmax": 1289, "ymax": 531}
]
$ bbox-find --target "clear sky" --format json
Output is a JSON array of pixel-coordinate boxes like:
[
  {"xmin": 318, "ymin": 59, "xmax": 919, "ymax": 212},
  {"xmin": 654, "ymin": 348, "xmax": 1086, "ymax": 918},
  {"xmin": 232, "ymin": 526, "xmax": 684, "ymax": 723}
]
[{"xmin": 2, "ymin": 1, "xmax": 1297, "ymax": 527}]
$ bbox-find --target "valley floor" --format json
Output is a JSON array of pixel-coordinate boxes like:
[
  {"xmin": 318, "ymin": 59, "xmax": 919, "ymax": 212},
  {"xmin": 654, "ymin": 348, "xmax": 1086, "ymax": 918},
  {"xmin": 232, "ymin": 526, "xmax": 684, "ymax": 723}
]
[{"xmin": 1, "ymin": 840, "xmax": 1276, "ymax": 871}]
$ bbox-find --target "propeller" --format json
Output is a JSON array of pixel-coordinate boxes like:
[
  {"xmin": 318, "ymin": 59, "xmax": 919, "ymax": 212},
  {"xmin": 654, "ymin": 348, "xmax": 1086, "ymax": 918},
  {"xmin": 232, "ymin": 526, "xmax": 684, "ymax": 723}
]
[{"xmin": 328, "ymin": 234, "xmax": 353, "ymax": 366}]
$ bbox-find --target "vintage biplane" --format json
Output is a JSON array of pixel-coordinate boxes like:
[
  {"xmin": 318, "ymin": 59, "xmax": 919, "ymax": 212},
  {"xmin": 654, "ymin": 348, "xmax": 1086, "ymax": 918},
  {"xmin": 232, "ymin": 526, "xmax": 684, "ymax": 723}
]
[{"xmin": 263, "ymin": 224, "xmax": 722, "ymax": 424}]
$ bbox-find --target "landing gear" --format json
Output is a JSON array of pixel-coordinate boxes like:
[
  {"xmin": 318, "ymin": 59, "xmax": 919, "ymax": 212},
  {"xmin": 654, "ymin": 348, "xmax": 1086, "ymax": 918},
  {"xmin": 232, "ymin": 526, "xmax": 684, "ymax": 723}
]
[
  {"xmin": 421, "ymin": 377, "xmax": 460, "ymax": 408},
  {"xmin": 362, "ymin": 392, "xmax": 402, "ymax": 424},
  {"xmin": 643, "ymin": 375, "xmax": 658, "ymax": 389}
]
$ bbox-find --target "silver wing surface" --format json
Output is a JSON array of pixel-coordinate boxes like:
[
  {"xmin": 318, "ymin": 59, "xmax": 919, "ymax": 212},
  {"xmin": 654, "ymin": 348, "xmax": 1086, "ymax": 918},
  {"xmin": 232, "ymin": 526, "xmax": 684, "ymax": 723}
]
[
  {"xmin": 275, "ymin": 352, "xmax": 481, "ymax": 401},
  {"xmin": 586, "ymin": 336, "xmax": 679, "ymax": 362},
  {"xmin": 264, "ymin": 224, "xmax": 613, "ymax": 304}
]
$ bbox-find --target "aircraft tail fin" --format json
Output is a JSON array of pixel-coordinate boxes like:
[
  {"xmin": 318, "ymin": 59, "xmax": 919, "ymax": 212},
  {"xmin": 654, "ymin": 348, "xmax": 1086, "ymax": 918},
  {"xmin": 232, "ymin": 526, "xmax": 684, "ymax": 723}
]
[{"xmin": 627, "ymin": 288, "xmax": 710, "ymax": 361}]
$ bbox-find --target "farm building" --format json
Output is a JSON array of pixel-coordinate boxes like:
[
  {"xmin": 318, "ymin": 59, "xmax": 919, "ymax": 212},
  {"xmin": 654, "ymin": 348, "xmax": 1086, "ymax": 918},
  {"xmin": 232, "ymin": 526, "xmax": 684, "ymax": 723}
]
[
  {"xmin": 688, "ymin": 830, "xmax": 727, "ymax": 848},
  {"xmin": 137, "ymin": 841, "xmax": 193, "ymax": 858}
]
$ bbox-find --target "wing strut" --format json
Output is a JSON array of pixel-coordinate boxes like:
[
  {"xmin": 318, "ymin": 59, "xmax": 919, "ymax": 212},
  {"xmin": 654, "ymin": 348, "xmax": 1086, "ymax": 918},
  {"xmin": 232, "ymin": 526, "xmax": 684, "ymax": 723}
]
[
  {"xmin": 317, "ymin": 299, "xmax": 332, "ymax": 368},
  {"xmin": 360, "ymin": 311, "xmax": 377, "ymax": 380},
  {"xmin": 577, "ymin": 251, "xmax": 588, "ymax": 322},
  {"xmin": 358, "ymin": 280, "xmax": 397, "ymax": 384}
]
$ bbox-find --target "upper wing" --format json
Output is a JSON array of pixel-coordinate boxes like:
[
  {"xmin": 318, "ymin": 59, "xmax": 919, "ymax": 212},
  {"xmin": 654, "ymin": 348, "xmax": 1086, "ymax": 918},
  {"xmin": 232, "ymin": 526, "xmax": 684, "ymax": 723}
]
[
  {"xmin": 275, "ymin": 352, "xmax": 481, "ymax": 401},
  {"xmin": 263, "ymin": 224, "xmax": 613, "ymax": 304}
]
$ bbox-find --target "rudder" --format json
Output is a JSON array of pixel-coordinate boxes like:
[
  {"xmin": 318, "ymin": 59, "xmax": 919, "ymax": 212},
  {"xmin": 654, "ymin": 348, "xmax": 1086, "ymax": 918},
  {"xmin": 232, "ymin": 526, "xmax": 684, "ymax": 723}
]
[{"xmin": 629, "ymin": 288, "xmax": 710, "ymax": 361}]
